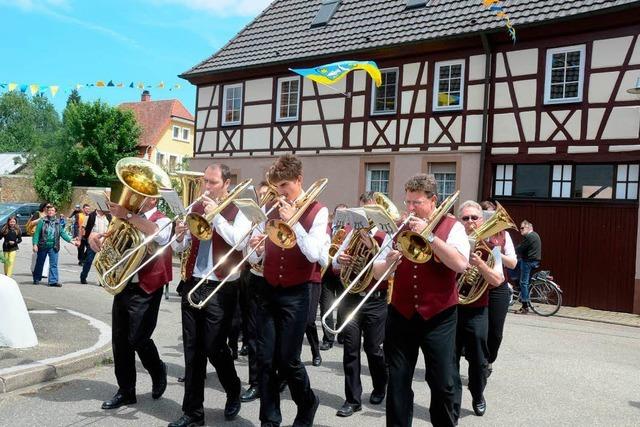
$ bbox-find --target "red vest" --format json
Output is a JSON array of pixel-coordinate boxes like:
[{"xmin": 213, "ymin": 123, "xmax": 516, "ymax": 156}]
[
  {"xmin": 465, "ymin": 230, "xmax": 507, "ymax": 308},
  {"xmin": 391, "ymin": 215, "xmax": 458, "ymax": 320},
  {"xmin": 139, "ymin": 209, "xmax": 173, "ymax": 294},
  {"xmin": 263, "ymin": 200, "xmax": 324, "ymax": 287},
  {"xmin": 183, "ymin": 202, "xmax": 243, "ymax": 280}
]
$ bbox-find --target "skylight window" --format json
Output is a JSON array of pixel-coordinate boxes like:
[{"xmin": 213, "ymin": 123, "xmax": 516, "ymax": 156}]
[{"xmin": 311, "ymin": 0, "xmax": 341, "ymax": 28}]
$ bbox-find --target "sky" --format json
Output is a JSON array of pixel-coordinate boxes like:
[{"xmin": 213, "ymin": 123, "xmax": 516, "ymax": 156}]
[{"xmin": 0, "ymin": 0, "xmax": 273, "ymax": 114}]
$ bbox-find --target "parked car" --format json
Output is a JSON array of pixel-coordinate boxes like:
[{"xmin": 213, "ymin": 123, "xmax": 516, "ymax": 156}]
[{"xmin": 0, "ymin": 203, "xmax": 42, "ymax": 235}]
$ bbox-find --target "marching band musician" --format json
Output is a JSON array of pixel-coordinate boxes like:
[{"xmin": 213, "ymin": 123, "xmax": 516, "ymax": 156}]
[
  {"xmin": 375, "ymin": 174, "xmax": 469, "ymax": 427},
  {"xmin": 169, "ymin": 163, "xmax": 251, "ymax": 427},
  {"xmin": 92, "ymin": 196, "xmax": 171, "ymax": 411},
  {"xmin": 331, "ymin": 192, "xmax": 390, "ymax": 417},
  {"xmin": 452, "ymin": 200, "xmax": 512, "ymax": 420},
  {"xmin": 247, "ymin": 154, "xmax": 328, "ymax": 427}
]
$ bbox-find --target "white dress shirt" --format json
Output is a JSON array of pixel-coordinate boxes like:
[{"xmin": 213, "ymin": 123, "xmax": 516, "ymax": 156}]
[
  {"xmin": 131, "ymin": 207, "xmax": 171, "ymax": 282},
  {"xmin": 331, "ymin": 227, "xmax": 392, "ymax": 271},
  {"xmin": 172, "ymin": 209, "xmax": 251, "ymax": 282}
]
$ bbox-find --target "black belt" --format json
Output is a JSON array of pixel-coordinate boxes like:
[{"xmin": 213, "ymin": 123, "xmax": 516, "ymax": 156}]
[
  {"xmin": 193, "ymin": 277, "xmax": 220, "ymax": 285},
  {"xmin": 358, "ymin": 289, "xmax": 387, "ymax": 299}
]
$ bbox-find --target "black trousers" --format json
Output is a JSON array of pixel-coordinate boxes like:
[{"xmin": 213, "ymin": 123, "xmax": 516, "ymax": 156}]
[
  {"xmin": 77, "ymin": 237, "xmax": 87, "ymax": 262},
  {"xmin": 181, "ymin": 278, "xmax": 241, "ymax": 418},
  {"xmin": 319, "ymin": 273, "xmax": 344, "ymax": 343},
  {"xmin": 385, "ymin": 305, "xmax": 458, "ymax": 427},
  {"xmin": 112, "ymin": 283, "xmax": 164, "ymax": 394},
  {"xmin": 488, "ymin": 282, "xmax": 510, "ymax": 364},
  {"xmin": 453, "ymin": 306, "xmax": 489, "ymax": 421},
  {"xmin": 240, "ymin": 269, "xmax": 260, "ymax": 386},
  {"xmin": 338, "ymin": 291, "xmax": 387, "ymax": 405},
  {"xmin": 255, "ymin": 280, "xmax": 317, "ymax": 426},
  {"xmin": 304, "ymin": 282, "xmax": 322, "ymax": 359}
]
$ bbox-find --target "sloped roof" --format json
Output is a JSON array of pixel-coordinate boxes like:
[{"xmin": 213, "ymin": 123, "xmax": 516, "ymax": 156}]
[
  {"xmin": 0, "ymin": 153, "xmax": 26, "ymax": 175},
  {"xmin": 119, "ymin": 100, "xmax": 194, "ymax": 147},
  {"xmin": 181, "ymin": 0, "xmax": 640, "ymax": 79}
]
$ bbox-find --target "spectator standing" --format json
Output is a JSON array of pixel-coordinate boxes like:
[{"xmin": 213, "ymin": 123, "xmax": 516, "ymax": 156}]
[
  {"xmin": 1, "ymin": 216, "xmax": 22, "ymax": 277},
  {"xmin": 77, "ymin": 203, "xmax": 91, "ymax": 265},
  {"xmin": 514, "ymin": 220, "xmax": 542, "ymax": 314},
  {"xmin": 28, "ymin": 203, "xmax": 49, "ymax": 277},
  {"xmin": 80, "ymin": 209, "xmax": 110, "ymax": 284},
  {"xmin": 32, "ymin": 204, "xmax": 79, "ymax": 287}
]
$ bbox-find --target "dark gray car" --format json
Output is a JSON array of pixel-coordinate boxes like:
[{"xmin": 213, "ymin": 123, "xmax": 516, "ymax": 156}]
[{"xmin": 0, "ymin": 203, "xmax": 41, "ymax": 235}]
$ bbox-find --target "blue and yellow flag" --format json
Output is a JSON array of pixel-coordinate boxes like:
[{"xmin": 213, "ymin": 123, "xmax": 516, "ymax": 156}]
[{"xmin": 290, "ymin": 60, "xmax": 382, "ymax": 87}]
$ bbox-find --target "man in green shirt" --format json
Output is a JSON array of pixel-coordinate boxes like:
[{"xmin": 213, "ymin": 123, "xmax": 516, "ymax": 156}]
[{"xmin": 32, "ymin": 204, "xmax": 79, "ymax": 287}]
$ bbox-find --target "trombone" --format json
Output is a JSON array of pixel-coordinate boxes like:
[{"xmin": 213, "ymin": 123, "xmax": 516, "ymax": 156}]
[
  {"xmin": 99, "ymin": 173, "xmax": 208, "ymax": 289},
  {"xmin": 187, "ymin": 178, "xmax": 328, "ymax": 309},
  {"xmin": 322, "ymin": 190, "xmax": 460, "ymax": 334}
]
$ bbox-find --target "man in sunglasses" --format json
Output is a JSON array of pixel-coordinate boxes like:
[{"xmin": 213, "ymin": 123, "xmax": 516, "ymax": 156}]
[
  {"xmin": 452, "ymin": 201, "xmax": 515, "ymax": 420},
  {"xmin": 513, "ymin": 220, "xmax": 542, "ymax": 314},
  {"xmin": 374, "ymin": 173, "xmax": 469, "ymax": 427}
]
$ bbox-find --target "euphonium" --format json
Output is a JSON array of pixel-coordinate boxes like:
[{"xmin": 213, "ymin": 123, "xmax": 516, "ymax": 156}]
[
  {"xmin": 340, "ymin": 193, "xmax": 400, "ymax": 294},
  {"xmin": 397, "ymin": 190, "xmax": 460, "ymax": 263},
  {"xmin": 185, "ymin": 179, "xmax": 253, "ymax": 240},
  {"xmin": 26, "ymin": 212, "xmax": 43, "ymax": 236},
  {"xmin": 265, "ymin": 178, "xmax": 328, "ymax": 249},
  {"xmin": 458, "ymin": 203, "xmax": 516, "ymax": 304},
  {"xmin": 94, "ymin": 157, "xmax": 172, "ymax": 295},
  {"xmin": 175, "ymin": 171, "xmax": 205, "ymax": 280}
]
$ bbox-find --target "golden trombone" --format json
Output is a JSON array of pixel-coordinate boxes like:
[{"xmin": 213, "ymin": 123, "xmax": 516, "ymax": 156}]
[
  {"xmin": 187, "ymin": 178, "xmax": 328, "ymax": 309},
  {"xmin": 322, "ymin": 190, "xmax": 460, "ymax": 334}
]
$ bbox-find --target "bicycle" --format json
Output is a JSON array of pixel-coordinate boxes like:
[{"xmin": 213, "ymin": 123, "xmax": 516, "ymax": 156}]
[{"xmin": 508, "ymin": 270, "xmax": 563, "ymax": 317}]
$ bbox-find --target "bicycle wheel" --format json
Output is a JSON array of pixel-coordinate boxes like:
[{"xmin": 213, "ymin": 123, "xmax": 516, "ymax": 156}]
[
  {"xmin": 507, "ymin": 282, "xmax": 517, "ymax": 307},
  {"xmin": 529, "ymin": 280, "xmax": 562, "ymax": 317}
]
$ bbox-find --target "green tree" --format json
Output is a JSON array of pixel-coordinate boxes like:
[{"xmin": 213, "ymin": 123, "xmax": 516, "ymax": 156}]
[
  {"xmin": 33, "ymin": 100, "xmax": 141, "ymax": 206},
  {"xmin": 66, "ymin": 89, "xmax": 82, "ymax": 109},
  {"xmin": 0, "ymin": 92, "xmax": 60, "ymax": 152}
]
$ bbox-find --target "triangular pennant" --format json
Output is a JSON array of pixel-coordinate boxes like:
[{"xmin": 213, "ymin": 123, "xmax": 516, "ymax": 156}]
[
  {"xmin": 8, "ymin": 83, "xmax": 17, "ymax": 91},
  {"xmin": 29, "ymin": 84, "xmax": 39, "ymax": 95},
  {"xmin": 0, "ymin": 83, "xmax": 6, "ymax": 89},
  {"xmin": 137, "ymin": 82, "xmax": 144, "ymax": 89},
  {"xmin": 129, "ymin": 82, "xmax": 134, "ymax": 88},
  {"xmin": 50, "ymin": 86, "xmax": 59, "ymax": 97},
  {"xmin": 107, "ymin": 80, "xmax": 115, "ymax": 87},
  {"xmin": 20, "ymin": 84, "xmax": 28, "ymax": 93},
  {"xmin": 157, "ymin": 81, "xmax": 165, "ymax": 89},
  {"xmin": 96, "ymin": 81, "xmax": 106, "ymax": 87},
  {"xmin": 116, "ymin": 82, "xmax": 124, "ymax": 88},
  {"xmin": 76, "ymin": 84, "xmax": 84, "ymax": 90}
]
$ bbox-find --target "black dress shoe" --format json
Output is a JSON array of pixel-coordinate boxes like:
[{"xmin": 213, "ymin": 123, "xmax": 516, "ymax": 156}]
[
  {"xmin": 312, "ymin": 355, "xmax": 322, "ymax": 367},
  {"xmin": 240, "ymin": 386, "xmax": 259, "ymax": 402},
  {"xmin": 152, "ymin": 361, "xmax": 168, "ymax": 399},
  {"xmin": 168, "ymin": 414, "xmax": 204, "ymax": 427},
  {"xmin": 49, "ymin": 282, "xmax": 62, "ymax": 287},
  {"xmin": 369, "ymin": 390, "xmax": 385, "ymax": 405},
  {"xmin": 472, "ymin": 397, "xmax": 486, "ymax": 416},
  {"xmin": 101, "ymin": 392, "xmax": 136, "ymax": 410},
  {"xmin": 80, "ymin": 278, "xmax": 87, "ymax": 284},
  {"xmin": 224, "ymin": 393, "xmax": 241, "ymax": 420},
  {"xmin": 319, "ymin": 341, "xmax": 333, "ymax": 351},
  {"xmin": 239, "ymin": 345, "xmax": 249, "ymax": 356},
  {"xmin": 336, "ymin": 401, "xmax": 361, "ymax": 417}
]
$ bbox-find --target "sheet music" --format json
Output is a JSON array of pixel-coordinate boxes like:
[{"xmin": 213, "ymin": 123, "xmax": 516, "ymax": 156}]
[
  {"xmin": 363, "ymin": 205, "xmax": 397, "ymax": 234},
  {"xmin": 333, "ymin": 208, "xmax": 369, "ymax": 229},
  {"xmin": 234, "ymin": 199, "xmax": 267, "ymax": 224},
  {"xmin": 86, "ymin": 190, "xmax": 111, "ymax": 212},
  {"xmin": 159, "ymin": 188, "xmax": 186, "ymax": 216}
]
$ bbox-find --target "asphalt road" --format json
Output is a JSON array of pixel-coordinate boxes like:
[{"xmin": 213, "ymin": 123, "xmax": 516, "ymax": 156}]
[{"xmin": 1, "ymin": 238, "xmax": 639, "ymax": 426}]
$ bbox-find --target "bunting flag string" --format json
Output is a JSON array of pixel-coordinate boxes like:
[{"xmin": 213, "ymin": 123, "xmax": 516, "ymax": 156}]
[
  {"xmin": 0, "ymin": 80, "xmax": 185, "ymax": 98},
  {"xmin": 482, "ymin": 0, "xmax": 516, "ymax": 43}
]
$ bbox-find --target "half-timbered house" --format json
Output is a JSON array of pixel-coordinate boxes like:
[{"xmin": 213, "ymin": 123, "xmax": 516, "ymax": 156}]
[{"xmin": 181, "ymin": 0, "xmax": 640, "ymax": 313}]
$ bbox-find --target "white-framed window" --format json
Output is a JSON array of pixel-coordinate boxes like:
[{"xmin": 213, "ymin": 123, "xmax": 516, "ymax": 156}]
[
  {"xmin": 276, "ymin": 76, "xmax": 300, "ymax": 121},
  {"xmin": 544, "ymin": 44, "xmax": 586, "ymax": 104},
  {"xmin": 156, "ymin": 152, "xmax": 165, "ymax": 166},
  {"xmin": 616, "ymin": 164, "xmax": 639, "ymax": 200},
  {"xmin": 182, "ymin": 128, "xmax": 190, "ymax": 142},
  {"xmin": 222, "ymin": 83, "xmax": 243, "ymax": 126},
  {"xmin": 365, "ymin": 163, "xmax": 390, "ymax": 194},
  {"xmin": 433, "ymin": 59, "xmax": 465, "ymax": 111},
  {"xmin": 429, "ymin": 163, "xmax": 456, "ymax": 201},
  {"xmin": 172, "ymin": 126, "xmax": 180, "ymax": 139},
  {"xmin": 552, "ymin": 165, "xmax": 572, "ymax": 198},
  {"xmin": 371, "ymin": 68, "xmax": 398, "ymax": 115},
  {"xmin": 494, "ymin": 164, "xmax": 514, "ymax": 196}
]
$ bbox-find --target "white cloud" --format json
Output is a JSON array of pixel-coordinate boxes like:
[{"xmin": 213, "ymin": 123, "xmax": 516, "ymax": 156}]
[{"xmin": 151, "ymin": 0, "xmax": 273, "ymax": 17}]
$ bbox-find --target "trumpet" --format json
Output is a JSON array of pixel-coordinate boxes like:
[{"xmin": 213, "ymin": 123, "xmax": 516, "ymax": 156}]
[
  {"xmin": 186, "ymin": 186, "xmax": 279, "ymax": 309},
  {"xmin": 187, "ymin": 179, "xmax": 327, "ymax": 309},
  {"xmin": 185, "ymin": 179, "xmax": 253, "ymax": 240}
]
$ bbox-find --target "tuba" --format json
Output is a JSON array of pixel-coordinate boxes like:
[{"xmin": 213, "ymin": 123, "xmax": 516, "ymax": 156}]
[
  {"xmin": 397, "ymin": 190, "xmax": 460, "ymax": 263},
  {"xmin": 26, "ymin": 211, "xmax": 43, "ymax": 236},
  {"xmin": 458, "ymin": 203, "xmax": 516, "ymax": 304},
  {"xmin": 339, "ymin": 193, "xmax": 400, "ymax": 294},
  {"xmin": 94, "ymin": 157, "xmax": 172, "ymax": 295}
]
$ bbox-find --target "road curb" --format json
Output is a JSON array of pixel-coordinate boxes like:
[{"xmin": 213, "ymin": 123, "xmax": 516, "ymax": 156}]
[
  {"xmin": 0, "ymin": 345, "xmax": 112, "ymax": 394},
  {"xmin": 554, "ymin": 313, "xmax": 640, "ymax": 328}
]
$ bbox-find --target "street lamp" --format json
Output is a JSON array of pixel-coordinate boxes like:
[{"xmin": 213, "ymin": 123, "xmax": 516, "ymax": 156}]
[{"xmin": 627, "ymin": 77, "xmax": 640, "ymax": 95}]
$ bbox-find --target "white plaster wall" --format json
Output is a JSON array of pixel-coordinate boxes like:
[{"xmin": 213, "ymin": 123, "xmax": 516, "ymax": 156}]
[
  {"xmin": 513, "ymin": 79, "xmax": 537, "ymax": 108},
  {"xmin": 326, "ymin": 124, "xmax": 343, "ymax": 148},
  {"xmin": 589, "ymin": 72, "xmax": 619, "ymax": 103},
  {"xmin": 300, "ymin": 124, "xmax": 325, "ymax": 148},
  {"xmin": 494, "ymin": 82, "xmax": 512, "ymax": 109},
  {"xmin": 506, "ymin": 48, "xmax": 538, "ymax": 76},
  {"xmin": 467, "ymin": 84, "xmax": 485, "ymax": 110},
  {"xmin": 592, "ymin": 36, "xmax": 634, "ymax": 68},
  {"xmin": 320, "ymin": 98, "xmax": 346, "ymax": 121},
  {"xmin": 468, "ymin": 54, "xmax": 487, "ymax": 81},
  {"xmin": 244, "ymin": 104, "xmax": 272, "ymax": 125},
  {"xmin": 520, "ymin": 111, "xmax": 536, "ymax": 142},
  {"xmin": 302, "ymin": 100, "xmax": 320, "ymax": 121},
  {"xmin": 201, "ymin": 131, "xmax": 215, "ymax": 151},
  {"xmin": 402, "ymin": 62, "xmax": 420, "ymax": 86},
  {"xmin": 206, "ymin": 110, "xmax": 218, "ymax": 129},
  {"xmin": 197, "ymin": 86, "xmax": 215, "ymax": 108},
  {"xmin": 587, "ymin": 108, "xmax": 606, "ymax": 140},
  {"xmin": 243, "ymin": 128, "xmax": 271, "ymax": 151},
  {"xmin": 349, "ymin": 122, "xmax": 364, "ymax": 147},
  {"xmin": 616, "ymin": 70, "xmax": 640, "ymax": 101},
  {"xmin": 492, "ymin": 113, "xmax": 519, "ymax": 143},
  {"xmin": 465, "ymin": 115, "xmax": 483, "ymax": 143},
  {"xmin": 351, "ymin": 95, "xmax": 365, "ymax": 118},
  {"xmin": 196, "ymin": 111, "xmax": 208, "ymax": 129},
  {"xmin": 353, "ymin": 70, "xmax": 366, "ymax": 92},
  {"xmin": 602, "ymin": 107, "xmax": 640, "ymax": 139},
  {"xmin": 244, "ymin": 78, "xmax": 273, "ymax": 102}
]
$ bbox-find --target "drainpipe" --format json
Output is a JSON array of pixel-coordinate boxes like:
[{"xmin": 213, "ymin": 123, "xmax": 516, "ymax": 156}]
[{"xmin": 477, "ymin": 33, "xmax": 492, "ymax": 199}]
